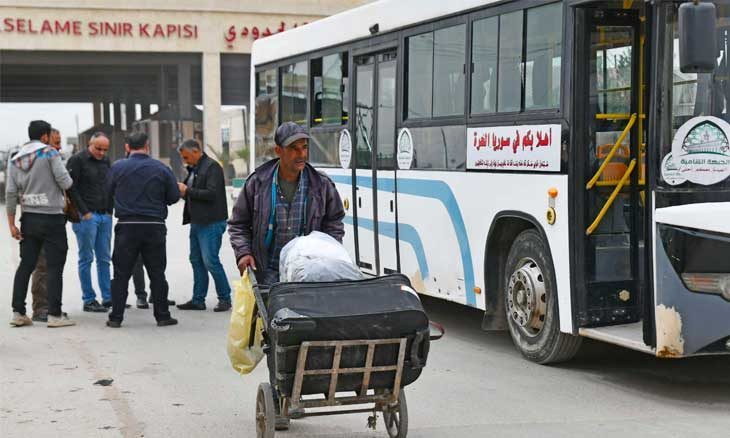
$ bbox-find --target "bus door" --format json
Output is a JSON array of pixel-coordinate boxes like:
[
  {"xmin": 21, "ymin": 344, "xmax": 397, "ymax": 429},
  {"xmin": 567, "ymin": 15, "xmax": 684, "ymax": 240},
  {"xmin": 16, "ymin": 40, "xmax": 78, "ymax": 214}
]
[
  {"xmin": 573, "ymin": 8, "xmax": 648, "ymax": 331},
  {"xmin": 353, "ymin": 50, "xmax": 399, "ymax": 276}
]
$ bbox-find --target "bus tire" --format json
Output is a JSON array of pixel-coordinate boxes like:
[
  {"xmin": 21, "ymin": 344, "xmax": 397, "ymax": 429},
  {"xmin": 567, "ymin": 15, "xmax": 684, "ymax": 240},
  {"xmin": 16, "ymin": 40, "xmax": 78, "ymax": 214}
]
[{"xmin": 504, "ymin": 229, "xmax": 581, "ymax": 364}]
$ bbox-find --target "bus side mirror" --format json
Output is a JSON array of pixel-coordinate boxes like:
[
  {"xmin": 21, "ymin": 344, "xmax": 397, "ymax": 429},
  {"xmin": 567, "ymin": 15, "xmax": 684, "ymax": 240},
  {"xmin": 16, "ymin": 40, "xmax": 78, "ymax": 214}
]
[{"xmin": 679, "ymin": 1, "xmax": 717, "ymax": 73}]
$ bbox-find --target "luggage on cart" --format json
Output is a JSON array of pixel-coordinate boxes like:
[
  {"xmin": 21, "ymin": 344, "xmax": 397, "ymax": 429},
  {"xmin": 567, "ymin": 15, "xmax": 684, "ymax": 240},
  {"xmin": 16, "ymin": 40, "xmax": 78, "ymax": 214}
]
[{"xmin": 265, "ymin": 274, "xmax": 431, "ymax": 397}]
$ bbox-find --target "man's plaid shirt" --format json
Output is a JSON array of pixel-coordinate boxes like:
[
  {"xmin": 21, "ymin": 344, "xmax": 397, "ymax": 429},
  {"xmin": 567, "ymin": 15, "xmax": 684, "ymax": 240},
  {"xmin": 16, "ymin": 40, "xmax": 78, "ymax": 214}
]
[{"xmin": 263, "ymin": 170, "xmax": 309, "ymax": 284}]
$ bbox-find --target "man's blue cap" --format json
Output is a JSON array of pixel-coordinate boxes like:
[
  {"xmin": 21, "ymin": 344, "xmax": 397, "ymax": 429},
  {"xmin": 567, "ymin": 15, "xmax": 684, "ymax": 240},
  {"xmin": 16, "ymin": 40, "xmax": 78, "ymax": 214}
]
[{"xmin": 275, "ymin": 122, "xmax": 310, "ymax": 148}]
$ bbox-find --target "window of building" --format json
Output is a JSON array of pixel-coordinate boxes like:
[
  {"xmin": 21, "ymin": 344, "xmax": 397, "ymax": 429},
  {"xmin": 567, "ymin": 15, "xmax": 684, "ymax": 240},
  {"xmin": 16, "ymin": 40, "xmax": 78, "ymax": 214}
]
[
  {"xmin": 280, "ymin": 61, "xmax": 307, "ymax": 125},
  {"xmin": 255, "ymin": 68, "xmax": 277, "ymax": 166},
  {"xmin": 406, "ymin": 24, "xmax": 466, "ymax": 119}
]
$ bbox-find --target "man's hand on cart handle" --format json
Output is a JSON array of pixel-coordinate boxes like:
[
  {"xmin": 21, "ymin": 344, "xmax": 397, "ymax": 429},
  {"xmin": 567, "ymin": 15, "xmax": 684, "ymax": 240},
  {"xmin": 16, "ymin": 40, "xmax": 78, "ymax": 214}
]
[{"xmin": 238, "ymin": 255, "xmax": 257, "ymax": 275}]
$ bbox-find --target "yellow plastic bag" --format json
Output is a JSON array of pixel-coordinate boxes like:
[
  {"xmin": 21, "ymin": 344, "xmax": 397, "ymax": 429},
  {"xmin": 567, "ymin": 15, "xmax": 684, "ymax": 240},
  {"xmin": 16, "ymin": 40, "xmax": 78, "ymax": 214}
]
[{"xmin": 226, "ymin": 270, "xmax": 264, "ymax": 374}]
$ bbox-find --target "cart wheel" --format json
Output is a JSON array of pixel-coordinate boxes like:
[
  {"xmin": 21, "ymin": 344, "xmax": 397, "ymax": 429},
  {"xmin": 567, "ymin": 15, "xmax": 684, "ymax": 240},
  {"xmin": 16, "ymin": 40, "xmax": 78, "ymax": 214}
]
[
  {"xmin": 256, "ymin": 383, "xmax": 276, "ymax": 438},
  {"xmin": 383, "ymin": 390, "xmax": 408, "ymax": 438}
]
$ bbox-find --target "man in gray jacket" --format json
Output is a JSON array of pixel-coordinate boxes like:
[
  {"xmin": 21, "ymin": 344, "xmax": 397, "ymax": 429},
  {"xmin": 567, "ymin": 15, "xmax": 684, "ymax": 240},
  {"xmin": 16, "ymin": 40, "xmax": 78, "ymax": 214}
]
[{"xmin": 7, "ymin": 120, "xmax": 75, "ymax": 328}]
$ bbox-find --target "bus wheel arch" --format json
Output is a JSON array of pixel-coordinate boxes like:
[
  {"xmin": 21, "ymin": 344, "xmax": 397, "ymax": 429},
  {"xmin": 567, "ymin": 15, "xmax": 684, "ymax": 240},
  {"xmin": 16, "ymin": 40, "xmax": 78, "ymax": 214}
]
[{"xmin": 482, "ymin": 213, "xmax": 538, "ymax": 331}]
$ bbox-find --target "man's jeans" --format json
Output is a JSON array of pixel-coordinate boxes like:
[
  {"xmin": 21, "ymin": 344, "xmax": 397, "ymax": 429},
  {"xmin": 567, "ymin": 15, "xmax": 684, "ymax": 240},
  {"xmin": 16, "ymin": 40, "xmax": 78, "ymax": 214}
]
[
  {"xmin": 189, "ymin": 220, "xmax": 231, "ymax": 304},
  {"xmin": 110, "ymin": 223, "xmax": 171, "ymax": 323},
  {"xmin": 72, "ymin": 213, "xmax": 112, "ymax": 304},
  {"xmin": 12, "ymin": 213, "xmax": 68, "ymax": 317}
]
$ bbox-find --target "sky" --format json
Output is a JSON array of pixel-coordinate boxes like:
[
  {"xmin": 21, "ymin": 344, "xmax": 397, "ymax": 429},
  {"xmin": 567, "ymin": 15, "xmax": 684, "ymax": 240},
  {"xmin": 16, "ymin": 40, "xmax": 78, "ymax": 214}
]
[{"xmin": 0, "ymin": 103, "xmax": 94, "ymax": 150}]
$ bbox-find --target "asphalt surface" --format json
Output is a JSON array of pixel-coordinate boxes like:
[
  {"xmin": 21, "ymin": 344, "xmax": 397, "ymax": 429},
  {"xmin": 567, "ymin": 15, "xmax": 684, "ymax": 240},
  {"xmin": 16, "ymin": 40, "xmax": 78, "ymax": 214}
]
[{"xmin": 2, "ymin": 203, "xmax": 730, "ymax": 438}]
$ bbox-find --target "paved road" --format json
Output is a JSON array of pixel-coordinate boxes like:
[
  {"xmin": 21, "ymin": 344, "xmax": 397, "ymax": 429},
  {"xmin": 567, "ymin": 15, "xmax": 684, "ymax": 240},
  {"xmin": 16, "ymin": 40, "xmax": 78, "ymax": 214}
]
[{"xmin": 1, "ymin": 203, "xmax": 729, "ymax": 437}]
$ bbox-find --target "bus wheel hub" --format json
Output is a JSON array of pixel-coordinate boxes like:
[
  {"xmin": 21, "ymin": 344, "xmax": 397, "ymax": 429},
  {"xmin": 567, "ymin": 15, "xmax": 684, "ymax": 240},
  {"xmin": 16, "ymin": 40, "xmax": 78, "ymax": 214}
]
[{"xmin": 508, "ymin": 259, "xmax": 548, "ymax": 335}]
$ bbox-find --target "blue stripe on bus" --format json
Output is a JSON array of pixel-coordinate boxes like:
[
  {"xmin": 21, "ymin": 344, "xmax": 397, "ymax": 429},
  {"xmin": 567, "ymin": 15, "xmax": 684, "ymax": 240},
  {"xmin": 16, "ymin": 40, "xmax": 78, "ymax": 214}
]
[
  {"xmin": 343, "ymin": 216, "xmax": 430, "ymax": 279},
  {"xmin": 331, "ymin": 175, "xmax": 476, "ymax": 306}
]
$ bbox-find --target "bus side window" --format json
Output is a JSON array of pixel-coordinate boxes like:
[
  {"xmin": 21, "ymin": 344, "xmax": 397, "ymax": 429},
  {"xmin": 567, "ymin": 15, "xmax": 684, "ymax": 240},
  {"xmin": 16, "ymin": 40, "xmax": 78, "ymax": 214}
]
[
  {"xmin": 471, "ymin": 16, "xmax": 498, "ymax": 114},
  {"xmin": 525, "ymin": 2, "xmax": 562, "ymax": 110}
]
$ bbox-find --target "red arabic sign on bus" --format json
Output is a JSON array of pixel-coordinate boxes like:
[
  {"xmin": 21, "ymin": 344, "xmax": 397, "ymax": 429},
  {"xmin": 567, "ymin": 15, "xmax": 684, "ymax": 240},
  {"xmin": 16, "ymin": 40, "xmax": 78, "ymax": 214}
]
[{"xmin": 467, "ymin": 124, "xmax": 561, "ymax": 171}]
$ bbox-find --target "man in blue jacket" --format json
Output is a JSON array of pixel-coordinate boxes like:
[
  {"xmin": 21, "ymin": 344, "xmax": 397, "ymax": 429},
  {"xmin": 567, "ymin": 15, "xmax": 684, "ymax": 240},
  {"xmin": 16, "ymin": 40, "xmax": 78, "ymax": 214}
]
[{"xmin": 106, "ymin": 132, "xmax": 180, "ymax": 328}]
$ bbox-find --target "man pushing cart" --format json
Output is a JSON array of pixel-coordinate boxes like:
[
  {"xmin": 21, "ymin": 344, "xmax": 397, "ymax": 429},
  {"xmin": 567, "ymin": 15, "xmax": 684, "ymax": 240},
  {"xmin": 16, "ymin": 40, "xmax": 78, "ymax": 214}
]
[{"xmin": 228, "ymin": 122, "xmax": 443, "ymax": 437}]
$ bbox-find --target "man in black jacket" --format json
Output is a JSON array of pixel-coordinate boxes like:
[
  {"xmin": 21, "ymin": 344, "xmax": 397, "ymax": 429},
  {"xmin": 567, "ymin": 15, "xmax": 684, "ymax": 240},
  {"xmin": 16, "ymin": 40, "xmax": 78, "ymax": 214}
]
[
  {"xmin": 67, "ymin": 132, "xmax": 113, "ymax": 312},
  {"xmin": 175, "ymin": 139, "xmax": 231, "ymax": 312},
  {"xmin": 106, "ymin": 132, "xmax": 179, "ymax": 328}
]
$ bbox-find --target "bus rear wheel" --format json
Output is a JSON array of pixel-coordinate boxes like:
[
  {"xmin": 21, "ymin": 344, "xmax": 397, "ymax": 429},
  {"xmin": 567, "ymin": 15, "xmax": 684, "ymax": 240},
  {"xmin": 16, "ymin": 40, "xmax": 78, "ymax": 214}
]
[{"xmin": 504, "ymin": 229, "xmax": 581, "ymax": 364}]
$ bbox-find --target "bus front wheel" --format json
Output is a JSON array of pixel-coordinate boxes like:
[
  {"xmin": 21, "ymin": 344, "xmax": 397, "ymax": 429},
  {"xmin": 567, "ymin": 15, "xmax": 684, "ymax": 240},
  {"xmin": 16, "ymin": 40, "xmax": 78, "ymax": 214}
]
[{"xmin": 504, "ymin": 229, "xmax": 581, "ymax": 364}]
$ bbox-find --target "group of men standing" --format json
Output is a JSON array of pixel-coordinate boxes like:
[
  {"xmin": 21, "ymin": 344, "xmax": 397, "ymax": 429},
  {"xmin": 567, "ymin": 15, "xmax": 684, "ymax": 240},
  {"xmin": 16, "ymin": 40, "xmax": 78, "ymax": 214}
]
[
  {"xmin": 7, "ymin": 120, "xmax": 232, "ymax": 328},
  {"xmin": 7, "ymin": 119, "xmax": 346, "ymax": 348}
]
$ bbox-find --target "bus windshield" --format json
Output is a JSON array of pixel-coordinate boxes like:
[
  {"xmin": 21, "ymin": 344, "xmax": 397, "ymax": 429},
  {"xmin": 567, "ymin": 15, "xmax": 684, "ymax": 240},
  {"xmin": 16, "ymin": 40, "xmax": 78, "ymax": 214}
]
[{"xmin": 659, "ymin": 3, "xmax": 730, "ymax": 190}]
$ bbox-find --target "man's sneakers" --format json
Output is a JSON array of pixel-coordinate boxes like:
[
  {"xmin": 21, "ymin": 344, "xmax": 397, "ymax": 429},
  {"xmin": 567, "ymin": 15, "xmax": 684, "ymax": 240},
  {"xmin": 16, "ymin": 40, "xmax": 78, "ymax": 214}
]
[
  {"xmin": 156, "ymin": 318, "xmax": 178, "ymax": 327},
  {"xmin": 47, "ymin": 314, "xmax": 76, "ymax": 328},
  {"xmin": 177, "ymin": 300, "xmax": 206, "ymax": 311},
  {"xmin": 83, "ymin": 300, "xmax": 108, "ymax": 313},
  {"xmin": 213, "ymin": 301, "xmax": 232, "ymax": 312},
  {"xmin": 11, "ymin": 312, "xmax": 75, "ymax": 327},
  {"xmin": 9, "ymin": 312, "xmax": 32, "ymax": 327},
  {"xmin": 136, "ymin": 297, "xmax": 150, "ymax": 309}
]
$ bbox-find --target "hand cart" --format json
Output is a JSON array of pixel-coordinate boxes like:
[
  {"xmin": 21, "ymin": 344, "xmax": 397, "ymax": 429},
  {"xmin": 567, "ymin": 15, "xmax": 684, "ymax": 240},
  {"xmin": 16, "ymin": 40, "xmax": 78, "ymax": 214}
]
[{"xmin": 247, "ymin": 268, "xmax": 443, "ymax": 438}]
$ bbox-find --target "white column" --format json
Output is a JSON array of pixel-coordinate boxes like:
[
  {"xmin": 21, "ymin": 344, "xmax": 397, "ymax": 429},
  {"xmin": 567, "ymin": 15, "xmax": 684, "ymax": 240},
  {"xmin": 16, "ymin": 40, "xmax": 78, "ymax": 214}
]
[{"xmin": 202, "ymin": 51, "xmax": 222, "ymax": 158}]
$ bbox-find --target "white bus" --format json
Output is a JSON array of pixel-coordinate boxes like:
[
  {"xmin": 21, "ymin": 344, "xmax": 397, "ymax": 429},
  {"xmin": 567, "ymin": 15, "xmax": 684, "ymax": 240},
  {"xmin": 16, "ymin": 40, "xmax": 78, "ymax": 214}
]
[{"xmin": 250, "ymin": 0, "xmax": 730, "ymax": 363}]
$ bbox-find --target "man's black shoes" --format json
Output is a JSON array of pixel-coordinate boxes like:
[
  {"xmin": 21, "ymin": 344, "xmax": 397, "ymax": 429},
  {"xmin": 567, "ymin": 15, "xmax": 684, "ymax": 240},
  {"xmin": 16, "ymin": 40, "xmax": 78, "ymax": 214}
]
[
  {"xmin": 177, "ymin": 301, "xmax": 206, "ymax": 310},
  {"xmin": 84, "ymin": 300, "xmax": 108, "ymax": 313},
  {"xmin": 136, "ymin": 298, "xmax": 150, "ymax": 309},
  {"xmin": 106, "ymin": 318, "xmax": 177, "ymax": 327},
  {"xmin": 32, "ymin": 312, "xmax": 48, "ymax": 323},
  {"xmin": 157, "ymin": 318, "xmax": 178, "ymax": 327},
  {"xmin": 175, "ymin": 300, "xmax": 230, "ymax": 311},
  {"xmin": 213, "ymin": 301, "xmax": 232, "ymax": 312}
]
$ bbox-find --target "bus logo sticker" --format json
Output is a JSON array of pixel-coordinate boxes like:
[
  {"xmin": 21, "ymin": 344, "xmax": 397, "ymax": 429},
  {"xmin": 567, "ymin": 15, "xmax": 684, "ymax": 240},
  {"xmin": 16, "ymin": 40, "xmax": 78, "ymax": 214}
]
[
  {"xmin": 397, "ymin": 128, "xmax": 414, "ymax": 170},
  {"xmin": 466, "ymin": 124, "xmax": 561, "ymax": 171},
  {"xmin": 338, "ymin": 129, "xmax": 352, "ymax": 169},
  {"xmin": 669, "ymin": 116, "xmax": 730, "ymax": 186},
  {"xmin": 661, "ymin": 153, "xmax": 686, "ymax": 186}
]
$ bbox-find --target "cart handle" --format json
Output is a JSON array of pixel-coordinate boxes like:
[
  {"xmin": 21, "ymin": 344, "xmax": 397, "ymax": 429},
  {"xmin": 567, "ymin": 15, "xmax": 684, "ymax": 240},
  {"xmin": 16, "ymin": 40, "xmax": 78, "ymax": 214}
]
[{"xmin": 429, "ymin": 321, "xmax": 445, "ymax": 341}]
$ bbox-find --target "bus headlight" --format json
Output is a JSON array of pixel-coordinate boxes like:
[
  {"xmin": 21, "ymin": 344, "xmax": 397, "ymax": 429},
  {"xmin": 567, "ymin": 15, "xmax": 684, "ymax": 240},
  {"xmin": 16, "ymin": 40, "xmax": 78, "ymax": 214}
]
[{"xmin": 681, "ymin": 273, "xmax": 730, "ymax": 301}]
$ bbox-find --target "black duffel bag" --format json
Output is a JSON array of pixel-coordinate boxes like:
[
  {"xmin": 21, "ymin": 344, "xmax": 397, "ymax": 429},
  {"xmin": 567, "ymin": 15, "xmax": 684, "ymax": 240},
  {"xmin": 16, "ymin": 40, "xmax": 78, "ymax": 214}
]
[{"xmin": 266, "ymin": 274, "xmax": 430, "ymax": 397}]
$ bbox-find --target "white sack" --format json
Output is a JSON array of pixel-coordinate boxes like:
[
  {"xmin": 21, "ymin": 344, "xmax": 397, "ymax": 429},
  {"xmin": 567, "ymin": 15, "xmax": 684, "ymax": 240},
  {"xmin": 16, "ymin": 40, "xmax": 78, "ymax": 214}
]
[{"xmin": 279, "ymin": 231, "xmax": 363, "ymax": 282}]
